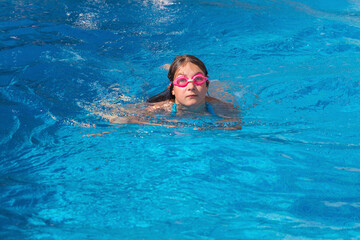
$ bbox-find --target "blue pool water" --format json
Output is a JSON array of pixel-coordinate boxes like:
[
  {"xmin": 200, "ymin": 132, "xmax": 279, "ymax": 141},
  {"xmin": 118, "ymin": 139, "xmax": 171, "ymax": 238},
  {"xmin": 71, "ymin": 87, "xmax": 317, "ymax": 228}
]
[{"xmin": 1, "ymin": 0, "xmax": 360, "ymax": 239}]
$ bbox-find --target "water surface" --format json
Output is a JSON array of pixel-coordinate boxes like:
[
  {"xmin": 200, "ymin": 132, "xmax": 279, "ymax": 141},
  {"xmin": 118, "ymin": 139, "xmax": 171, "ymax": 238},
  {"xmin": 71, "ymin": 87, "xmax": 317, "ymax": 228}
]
[{"xmin": 1, "ymin": 0, "xmax": 360, "ymax": 239}]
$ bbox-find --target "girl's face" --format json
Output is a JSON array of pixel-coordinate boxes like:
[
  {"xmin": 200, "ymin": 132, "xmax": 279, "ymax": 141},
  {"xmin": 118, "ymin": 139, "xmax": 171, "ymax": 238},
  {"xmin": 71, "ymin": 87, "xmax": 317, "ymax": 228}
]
[{"xmin": 172, "ymin": 62, "xmax": 208, "ymax": 109}]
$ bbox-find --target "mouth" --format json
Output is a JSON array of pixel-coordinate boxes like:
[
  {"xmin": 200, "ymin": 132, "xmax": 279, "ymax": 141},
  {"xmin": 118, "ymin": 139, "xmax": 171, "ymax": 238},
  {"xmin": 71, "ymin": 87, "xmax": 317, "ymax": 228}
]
[{"xmin": 187, "ymin": 94, "xmax": 198, "ymax": 98}]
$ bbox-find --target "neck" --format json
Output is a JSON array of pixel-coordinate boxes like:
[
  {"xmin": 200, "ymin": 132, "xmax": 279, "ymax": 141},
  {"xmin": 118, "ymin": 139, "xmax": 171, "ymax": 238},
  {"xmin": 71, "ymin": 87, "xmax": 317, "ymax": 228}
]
[{"xmin": 175, "ymin": 102, "xmax": 207, "ymax": 113}]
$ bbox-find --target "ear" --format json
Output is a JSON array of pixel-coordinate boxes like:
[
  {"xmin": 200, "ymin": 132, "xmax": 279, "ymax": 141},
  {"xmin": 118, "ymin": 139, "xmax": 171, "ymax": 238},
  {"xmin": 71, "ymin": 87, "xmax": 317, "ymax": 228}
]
[
  {"xmin": 206, "ymin": 80, "xmax": 210, "ymax": 88},
  {"xmin": 172, "ymin": 89, "xmax": 175, "ymax": 96}
]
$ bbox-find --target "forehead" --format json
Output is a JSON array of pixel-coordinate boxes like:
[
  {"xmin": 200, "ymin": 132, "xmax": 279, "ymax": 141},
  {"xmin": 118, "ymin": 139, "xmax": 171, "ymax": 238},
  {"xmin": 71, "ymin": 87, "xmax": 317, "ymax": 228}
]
[{"xmin": 175, "ymin": 62, "xmax": 204, "ymax": 76}]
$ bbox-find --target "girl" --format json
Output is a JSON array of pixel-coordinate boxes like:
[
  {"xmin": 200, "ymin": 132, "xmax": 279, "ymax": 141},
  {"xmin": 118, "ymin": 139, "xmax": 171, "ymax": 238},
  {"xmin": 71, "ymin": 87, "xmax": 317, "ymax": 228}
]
[
  {"xmin": 147, "ymin": 54, "xmax": 239, "ymax": 118},
  {"xmin": 103, "ymin": 54, "xmax": 241, "ymax": 129}
]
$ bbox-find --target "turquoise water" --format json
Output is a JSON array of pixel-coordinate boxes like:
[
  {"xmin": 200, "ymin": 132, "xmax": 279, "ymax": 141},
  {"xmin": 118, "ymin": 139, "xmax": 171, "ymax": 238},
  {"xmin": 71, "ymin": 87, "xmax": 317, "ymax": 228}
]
[{"xmin": 1, "ymin": 0, "xmax": 360, "ymax": 239}]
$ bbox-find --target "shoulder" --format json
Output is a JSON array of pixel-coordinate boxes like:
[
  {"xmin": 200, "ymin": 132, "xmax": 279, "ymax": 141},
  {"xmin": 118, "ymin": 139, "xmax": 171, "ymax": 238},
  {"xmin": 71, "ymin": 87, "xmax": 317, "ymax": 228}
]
[
  {"xmin": 205, "ymin": 96, "xmax": 235, "ymax": 108},
  {"xmin": 205, "ymin": 96, "xmax": 240, "ymax": 118},
  {"xmin": 145, "ymin": 100, "xmax": 174, "ymax": 113}
]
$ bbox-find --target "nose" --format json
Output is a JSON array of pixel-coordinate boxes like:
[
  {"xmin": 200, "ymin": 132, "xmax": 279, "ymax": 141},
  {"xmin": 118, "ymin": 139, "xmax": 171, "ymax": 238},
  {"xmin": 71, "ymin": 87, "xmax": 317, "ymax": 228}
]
[{"xmin": 186, "ymin": 80, "xmax": 196, "ymax": 89}]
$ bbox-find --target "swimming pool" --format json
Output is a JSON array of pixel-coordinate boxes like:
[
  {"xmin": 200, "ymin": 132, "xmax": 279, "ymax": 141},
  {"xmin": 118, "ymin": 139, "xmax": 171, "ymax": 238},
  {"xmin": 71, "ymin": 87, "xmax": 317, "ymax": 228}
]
[{"xmin": 1, "ymin": 0, "xmax": 360, "ymax": 239}]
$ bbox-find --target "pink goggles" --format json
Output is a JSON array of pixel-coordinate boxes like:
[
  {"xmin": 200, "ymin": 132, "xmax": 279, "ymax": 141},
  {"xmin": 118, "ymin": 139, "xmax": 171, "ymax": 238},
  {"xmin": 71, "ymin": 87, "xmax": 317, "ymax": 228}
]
[{"xmin": 172, "ymin": 74, "xmax": 207, "ymax": 87}]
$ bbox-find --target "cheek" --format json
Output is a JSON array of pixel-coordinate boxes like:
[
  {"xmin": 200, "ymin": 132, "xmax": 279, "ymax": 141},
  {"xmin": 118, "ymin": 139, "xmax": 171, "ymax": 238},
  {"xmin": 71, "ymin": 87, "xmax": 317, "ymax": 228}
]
[
  {"xmin": 199, "ymin": 85, "xmax": 208, "ymax": 95},
  {"xmin": 172, "ymin": 87, "xmax": 183, "ymax": 98}
]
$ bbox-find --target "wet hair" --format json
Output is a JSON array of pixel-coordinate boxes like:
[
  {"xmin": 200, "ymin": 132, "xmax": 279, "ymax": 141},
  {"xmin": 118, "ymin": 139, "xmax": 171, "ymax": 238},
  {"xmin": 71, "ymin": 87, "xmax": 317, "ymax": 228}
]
[{"xmin": 147, "ymin": 54, "xmax": 209, "ymax": 103}]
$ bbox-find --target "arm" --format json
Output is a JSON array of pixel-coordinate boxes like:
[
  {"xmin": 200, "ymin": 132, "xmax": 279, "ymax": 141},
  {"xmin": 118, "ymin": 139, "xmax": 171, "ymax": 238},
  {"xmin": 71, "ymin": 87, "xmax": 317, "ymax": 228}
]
[{"xmin": 106, "ymin": 101, "xmax": 181, "ymax": 127}]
